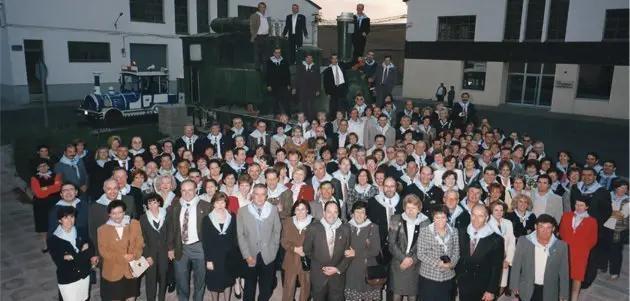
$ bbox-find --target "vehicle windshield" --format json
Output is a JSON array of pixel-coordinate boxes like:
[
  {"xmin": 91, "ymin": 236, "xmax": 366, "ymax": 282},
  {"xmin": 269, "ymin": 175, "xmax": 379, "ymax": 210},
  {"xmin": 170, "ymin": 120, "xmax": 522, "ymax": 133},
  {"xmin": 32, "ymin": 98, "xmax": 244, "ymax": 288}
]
[{"xmin": 120, "ymin": 74, "xmax": 140, "ymax": 92}]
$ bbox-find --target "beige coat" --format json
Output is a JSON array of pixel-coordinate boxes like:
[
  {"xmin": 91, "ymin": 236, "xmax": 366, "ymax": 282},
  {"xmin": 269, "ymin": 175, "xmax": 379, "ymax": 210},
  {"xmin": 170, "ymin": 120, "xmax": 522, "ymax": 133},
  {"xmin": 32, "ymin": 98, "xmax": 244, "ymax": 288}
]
[{"xmin": 249, "ymin": 13, "xmax": 272, "ymax": 41}]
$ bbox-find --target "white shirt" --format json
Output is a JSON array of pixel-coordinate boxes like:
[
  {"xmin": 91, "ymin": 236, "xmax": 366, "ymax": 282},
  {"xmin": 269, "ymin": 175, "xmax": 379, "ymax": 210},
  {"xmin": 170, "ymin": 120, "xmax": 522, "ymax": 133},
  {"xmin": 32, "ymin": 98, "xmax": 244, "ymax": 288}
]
[
  {"xmin": 348, "ymin": 119, "xmax": 365, "ymax": 146},
  {"xmin": 291, "ymin": 14, "xmax": 298, "ymax": 34},
  {"xmin": 330, "ymin": 64, "xmax": 346, "ymax": 85},
  {"xmin": 179, "ymin": 200, "xmax": 199, "ymax": 244},
  {"xmin": 257, "ymin": 12, "xmax": 269, "ymax": 35},
  {"xmin": 405, "ymin": 222, "xmax": 415, "ymax": 253},
  {"xmin": 338, "ymin": 131, "xmax": 348, "ymax": 148},
  {"xmin": 534, "ymin": 242, "xmax": 548, "ymax": 285}
]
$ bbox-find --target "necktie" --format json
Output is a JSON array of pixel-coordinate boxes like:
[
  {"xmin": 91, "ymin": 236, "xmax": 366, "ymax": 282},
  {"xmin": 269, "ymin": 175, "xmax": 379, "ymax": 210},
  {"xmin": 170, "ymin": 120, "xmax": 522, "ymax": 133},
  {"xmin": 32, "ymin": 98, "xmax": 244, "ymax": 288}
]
[
  {"xmin": 582, "ymin": 184, "xmax": 590, "ymax": 193},
  {"xmin": 182, "ymin": 205, "xmax": 189, "ymax": 243},
  {"xmin": 470, "ymin": 235, "xmax": 477, "ymax": 256},
  {"xmin": 328, "ymin": 227, "xmax": 335, "ymax": 258},
  {"xmin": 257, "ymin": 207, "xmax": 262, "ymax": 217},
  {"xmin": 382, "ymin": 66, "xmax": 388, "ymax": 84},
  {"xmin": 334, "ymin": 66, "xmax": 341, "ymax": 86},
  {"xmin": 122, "ymin": 160, "xmax": 127, "ymax": 170},
  {"xmin": 276, "ymin": 61, "xmax": 280, "ymax": 66},
  {"xmin": 342, "ymin": 180, "xmax": 348, "ymax": 202}
]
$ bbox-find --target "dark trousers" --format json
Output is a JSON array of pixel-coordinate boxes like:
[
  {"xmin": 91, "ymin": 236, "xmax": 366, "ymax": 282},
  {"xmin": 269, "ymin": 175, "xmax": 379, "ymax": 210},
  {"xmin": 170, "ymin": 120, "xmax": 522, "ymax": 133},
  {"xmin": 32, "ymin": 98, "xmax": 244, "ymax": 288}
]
[
  {"xmin": 328, "ymin": 87, "xmax": 348, "ymax": 120},
  {"xmin": 244, "ymin": 253, "xmax": 276, "ymax": 301},
  {"xmin": 145, "ymin": 255, "xmax": 168, "ymax": 301},
  {"xmin": 301, "ymin": 95, "xmax": 317, "ymax": 122},
  {"xmin": 609, "ymin": 238, "xmax": 625, "ymax": 275},
  {"xmin": 458, "ymin": 287, "xmax": 484, "ymax": 301},
  {"xmin": 270, "ymin": 85, "xmax": 289, "ymax": 114},
  {"xmin": 352, "ymin": 36, "xmax": 366, "ymax": 59},
  {"xmin": 436, "ymin": 94, "xmax": 445, "ymax": 102},
  {"xmin": 596, "ymin": 226, "xmax": 613, "ymax": 269},
  {"xmin": 419, "ymin": 276, "xmax": 453, "ymax": 301},
  {"xmin": 174, "ymin": 242, "xmax": 206, "ymax": 301},
  {"xmin": 521, "ymin": 284, "xmax": 544, "ymax": 301},
  {"xmin": 287, "ymin": 35, "xmax": 303, "ymax": 64},
  {"xmin": 311, "ymin": 273, "xmax": 345, "ymax": 301},
  {"xmin": 254, "ymin": 35, "xmax": 269, "ymax": 70}
]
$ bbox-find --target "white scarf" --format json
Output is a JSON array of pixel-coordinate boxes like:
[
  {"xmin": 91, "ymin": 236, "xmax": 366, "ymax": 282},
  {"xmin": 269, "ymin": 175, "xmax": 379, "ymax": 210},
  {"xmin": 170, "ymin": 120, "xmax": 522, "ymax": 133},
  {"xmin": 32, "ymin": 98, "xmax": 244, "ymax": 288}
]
[
  {"xmin": 182, "ymin": 135, "xmax": 199, "ymax": 152},
  {"xmin": 611, "ymin": 192, "xmax": 629, "ymax": 211},
  {"xmin": 37, "ymin": 171, "xmax": 52, "ymax": 179},
  {"xmin": 120, "ymin": 183, "xmax": 131, "ymax": 195},
  {"xmin": 230, "ymin": 127, "xmax": 244, "ymax": 138},
  {"xmin": 106, "ymin": 215, "xmax": 131, "ymax": 228},
  {"xmin": 293, "ymin": 215, "xmax": 313, "ymax": 233},
  {"xmin": 526, "ymin": 231, "xmax": 558, "ymax": 257},
  {"xmin": 514, "ymin": 209, "xmax": 533, "ymax": 228},
  {"xmin": 248, "ymin": 202, "xmax": 273, "ymax": 221},
  {"xmin": 174, "ymin": 172, "xmax": 187, "ymax": 183},
  {"xmin": 332, "ymin": 170, "xmax": 351, "ymax": 185},
  {"xmin": 147, "ymin": 208, "xmax": 167, "ymax": 231},
  {"xmin": 348, "ymin": 218, "xmax": 372, "ymax": 235},
  {"xmin": 466, "ymin": 223, "xmax": 494, "ymax": 242},
  {"xmin": 159, "ymin": 167, "xmax": 176, "ymax": 175},
  {"xmin": 291, "ymin": 137, "xmax": 305, "ymax": 146},
  {"xmin": 448, "ymin": 205, "xmax": 464, "ymax": 227},
  {"xmin": 96, "ymin": 158, "xmax": 109, "ymax": 168},
  {"xmin": 458, "ymin": 101, "xmax": 470, "ymax": 113},
  {"xmin": 272, "ymin": 134, "xmax": 287, "ymax": 146},
  {"xmin": 302, "ymin": 60, "xmax": 314, "ymax": 71},
  {"xmin": 53, "ymin": 226, "xmax": 79, "ymax": 253},
  {"xmin": 375, "ymin": 123, "xmax": 390, "ymax": 136},
  {"xmin": 290, "ymin": 182, "xmax": 305, "ymax": 202},
  {"xmin": 228, "ymin": 160, "xmax": 247, "ymax": 173},
  {"xmin": 59, "ymin": 155, "xmax": 81, "ymax": 179},
  {"xmin": 488, "ymin": 217, "xmax": 507, "ymax": 236},
  {"xmin": 390, "ymin": 161, "xmax": 406, "ymax": 171},
  {"xmin": 207, "ymin": 132, "xmax": 223, "ymax": 158},
  {"xmin": 129, "ymin": 148, "xmax": 145, "ymax": 156},
  {"xmin": 572, "ymin": 211, "xmax": 589, "ymax": 230},
  {"xmin": 208, "ymin": 208, "xmax": 232, "ymax": 235},
  {"xmin": 376, "ymin": 193, "xmax": 400, "ymax": 209},
  {"xmin": 354, "ymin": 183, "xmax": 372, "ymax": 194},
  {"xmin": 402, "ymin": 212, "xmax": 428, "ymax": 225},
  {"xmin": 312, "ymin": 173, "xmax": 333, "ymax": 191},
  {"xmin": 159, "ymin": 191, "xmax": 176, "ymax": 208},
  {"xmin": 56, "ymin": 198, "xmax": 81, "ymax": 207},
  {"xmin": 267, "ymin": 184, "xmax": 288, "ymax": 199},
  {"xmin": 412, "ymin": 179, "xmax": 434, "ymax": 194},
  {"xmin": 577, "ymin": 181, "xmax": 602, "ymax": 194},
  {"xmin": 429, "ymin": 222, "xmax": 454, "ymax": 253},
  {"xmin": 320, "ymin": 217, "xmax": 342, "ymax": 232},
  {"xmin": 96, "ymin": 193, "xmax": 119, "ymax": 206},
  {"xmin": 270, "ymin": 56, "xmax": 284, "ymax": 64}
]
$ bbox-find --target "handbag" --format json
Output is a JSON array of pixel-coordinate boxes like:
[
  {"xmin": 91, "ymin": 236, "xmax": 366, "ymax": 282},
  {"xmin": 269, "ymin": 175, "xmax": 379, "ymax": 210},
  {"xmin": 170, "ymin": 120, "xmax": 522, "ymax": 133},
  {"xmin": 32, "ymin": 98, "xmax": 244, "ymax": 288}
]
[
  {"xmin": 365, "ymin": 225, "xmax": 388, "ymax": 286},
  {"xmin": 300, "ymin": 256, "xmax": 311, "ymax": 271},
  {"xmin": 126, "ymin": 227, "xmax": 150, "ymax": 278}
]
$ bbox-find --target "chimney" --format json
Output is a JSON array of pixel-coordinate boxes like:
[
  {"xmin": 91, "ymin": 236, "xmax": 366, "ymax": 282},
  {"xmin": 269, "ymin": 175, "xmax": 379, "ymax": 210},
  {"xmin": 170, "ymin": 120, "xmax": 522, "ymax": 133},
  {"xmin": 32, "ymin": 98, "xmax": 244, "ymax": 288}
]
[{"xmin": 93, "ymin": 72, "xmax": 102, "ymax": 95}]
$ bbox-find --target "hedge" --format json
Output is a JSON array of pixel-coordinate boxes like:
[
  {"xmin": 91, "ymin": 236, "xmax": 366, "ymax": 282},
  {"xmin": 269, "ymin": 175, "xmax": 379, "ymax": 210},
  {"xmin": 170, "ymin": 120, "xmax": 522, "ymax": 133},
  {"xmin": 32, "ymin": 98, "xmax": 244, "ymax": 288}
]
[{"xmin": 14, "ymin": 124, "xmax": 167, "ymax": 182}]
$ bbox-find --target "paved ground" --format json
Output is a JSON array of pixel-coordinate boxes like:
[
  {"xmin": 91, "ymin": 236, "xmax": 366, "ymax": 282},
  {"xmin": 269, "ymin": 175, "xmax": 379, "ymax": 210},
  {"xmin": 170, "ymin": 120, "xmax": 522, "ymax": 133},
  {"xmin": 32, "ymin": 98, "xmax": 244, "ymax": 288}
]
[{"xmin": 0, "ymin": 145, "xmax": 627, "ymax": 300}]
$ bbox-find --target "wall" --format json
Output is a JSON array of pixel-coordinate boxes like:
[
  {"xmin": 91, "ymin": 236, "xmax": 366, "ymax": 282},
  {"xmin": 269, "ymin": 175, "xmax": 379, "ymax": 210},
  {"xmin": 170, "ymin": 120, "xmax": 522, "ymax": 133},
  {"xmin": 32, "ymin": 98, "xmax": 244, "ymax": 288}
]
[
  {"xmin": 551, "ymin": 64, "xmax": 629, "ymax": 119},
  {"xmin": 565, "ymin": 0, "xmax": 629, "ymax": 42},
  {"xmin": 402, "ymin": 59, "xmax": 507, "ymax": 106},
  {"xmin": 405, "ymin": 0, "xmax": 506, "ymax": 42}
]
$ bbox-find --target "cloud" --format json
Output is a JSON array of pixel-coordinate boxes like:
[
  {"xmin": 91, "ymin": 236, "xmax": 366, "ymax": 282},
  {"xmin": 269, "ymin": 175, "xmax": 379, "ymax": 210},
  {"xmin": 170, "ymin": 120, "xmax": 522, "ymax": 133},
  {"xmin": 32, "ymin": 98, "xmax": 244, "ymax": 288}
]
[{"xmin": 313, "ymin": 0, "xmax": 407, "ymax": 21}]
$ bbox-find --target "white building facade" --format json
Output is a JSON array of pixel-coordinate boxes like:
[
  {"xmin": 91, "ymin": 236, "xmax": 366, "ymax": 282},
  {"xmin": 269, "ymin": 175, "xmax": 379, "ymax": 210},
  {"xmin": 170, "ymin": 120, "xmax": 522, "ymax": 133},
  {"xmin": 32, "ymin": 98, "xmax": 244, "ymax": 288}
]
[
  {"xmin": 0, "ymin": 0, "xmax": 320, "ymax": 108},
  {"xmin": 403, "ymin": 0, "xmax": 629, "ymax": 119}
]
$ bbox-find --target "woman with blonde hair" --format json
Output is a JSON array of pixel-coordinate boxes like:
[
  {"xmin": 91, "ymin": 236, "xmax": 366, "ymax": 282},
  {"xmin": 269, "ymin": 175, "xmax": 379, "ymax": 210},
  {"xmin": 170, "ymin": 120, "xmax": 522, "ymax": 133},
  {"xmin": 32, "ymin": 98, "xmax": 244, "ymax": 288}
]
[
  {"xmin": 506, "ymin": 194, "xmax": 536, "ymax": 238},
  {"xmin": 153, "ymin": 174, "xmax": 178, "ymax": 210},
  {"xmin": 107, "ymin": 135, "xmax": 122, "ymax": 159}
]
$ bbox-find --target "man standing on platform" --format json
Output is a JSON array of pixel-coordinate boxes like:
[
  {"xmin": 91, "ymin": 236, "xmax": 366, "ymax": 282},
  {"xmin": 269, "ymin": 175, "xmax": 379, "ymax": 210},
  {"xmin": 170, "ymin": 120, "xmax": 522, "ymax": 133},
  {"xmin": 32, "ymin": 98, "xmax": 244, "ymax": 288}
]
[
  {"xmin": 282, "ymin": 4, "xmax": 308, "ymax": 64},
  {"xmin": 373, "ymin": 54, "xmax": 397, "ymax": 106},
  {"xmin": 266, "ymin": 48, "xmax": 292, "ymax": 114},
  {"xmin": 296, "ymin": 54, "xmax": 321, "ymax": 122},
  {"xmin": 250, "ymin": 2, "xmax": 271, "ymax": 70},
  {"xmin": 324, "ymin": 55, "xmax": 348, "ymax": 120},
  {"xmin": 352, "ymin": 4, "xmax": 370, "ymax": 60}
]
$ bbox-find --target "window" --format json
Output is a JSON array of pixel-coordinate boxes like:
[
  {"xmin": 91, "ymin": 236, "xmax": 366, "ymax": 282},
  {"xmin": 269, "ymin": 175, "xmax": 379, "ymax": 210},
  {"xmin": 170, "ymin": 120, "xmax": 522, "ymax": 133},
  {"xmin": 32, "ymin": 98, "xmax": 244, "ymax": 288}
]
[
  {"xmin": 503, "ymin": 0, "xmax": 523, "ymax": 40},
  {"xmin": 197, "ymin": 0, "xmax": 209, "ymax": 33},
  {"xmin": 525, "ymin": 0, "xmax": 545, "ymax": 40},
  {"xmin": 437, "ymin": 16, "xmax": 476, "ymax": 41},
  {"xmin": 546, "ymin": 0, "xmax": 569, "ymax": 41},
  {"xmin": 462, "ymin": 61, "xmax": 486, "ymax": 90},
  {"xmin": 238, "ymin": 5, "xmax": 258, "ymax": 19},
  {"xmin": 130, "ymin": 0, "xmax": 164, "ymax": 23},
  {"xmin": 218, "ymin": 0, "xmax": 229, "ymax": 18},
  {"xmin": 175, "ymin": 0, "xmax": 188, "ymax": 34},
  {"xmin": 576, "ymin": 65, "xmax": 614, "ymax": 100},
  {"xmin": 603, "ymin": 9, "xmax": 629, "ymax": 40},
  {"xmin": 67, "ymin": 42, "xmax": 111, "ymax": 62}
]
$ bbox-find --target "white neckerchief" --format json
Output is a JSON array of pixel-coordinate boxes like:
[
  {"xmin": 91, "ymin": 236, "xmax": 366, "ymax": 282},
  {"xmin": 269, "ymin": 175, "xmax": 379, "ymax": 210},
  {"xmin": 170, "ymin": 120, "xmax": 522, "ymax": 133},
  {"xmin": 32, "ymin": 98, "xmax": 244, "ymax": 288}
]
[
  {"xmin": 413, "ymin": 179, "xmax": 434, "ymax": 194},
  {"xmin": 207, "ymin": 132, "xmax": 223, "ymax": 158},
  {"xmin": 174, "ymin": 172, "xmax": 187, "ymax": 183},
  {"xmin": 272, "ymin": 134, "xmax": 287, "ymax": 146},
  {"xmin": 320, "ymin": 217, "xmax": 342, "ymax": 232},
  {"xmin": 230, "ymin": 127, "xmax": 244, "ymax": 138},
  {"xmin": 106, "ymin": 215, "xmax": 131, "ymax": 228},
  {"xmin": 514, "ymin": 209, "xmax": 533, "ymax": 228},
  {"xmin": 208, "ymin": 208, "xmax": 232, "ymax": 235},
  {"xmin": 402, "ymin": 212, "xmax": 428, "ymax": 225},
  {"xmin": 129, "ymin": 148, "xmax": 145, "ymax": 156},
  {"xmin": 267, "ymin": 184, "xmax": 287, "ymax": 199},
  {"xmin": 159, "ymin": 167, "xmax": 176, "ymax": 175},
  {"xmin": 248, "ymin": 202, "xmax": 273, "ymax": 221},
  {"xmin": 56, "ymin": 198, "xmax": 81, "ymax": 207},
  {"xmin": 95, "ymin": 193, "xmax": 119, "ymax": 206},
  {"xmin": 332, "ymin": 170, "xmax": 351, "ymax": 185},
  {"xmin": 448, "ymin": 205, "xmax": 464, "ymax": 227},
  {"xmin": 611, "ymin": 192, "xmax": 629, "ymax": 211},
  {"xmin": 291, "ymin": 136, "xmax": 305, "ymax": 146},
  {"xmin": 147, "ymin": 208, "xmax": 167, "ymax": 231},
  {"xmin": 390, "ymin": 161, "xmax": 406, "ymax": 171},
  {"xmin": 429, "ymin": 222, "xmax": 454, "ymax": 253},
  {"xmin": 120, "ymin": 183, "xmax": 131, "ymax": 195},
  {"xmin": 302, "ymin": 60, "xmax": 314, "ymax": 71},
  {"xmin": 526, "ymin": 231, "xmax": 558, "ymax": 257},
  {"xmin": 488, "ymin": 217, "xmax": 507, "ymax": 236},
  {"xmin": 376, "ymin": 193, "xmax": 400, "ymax": 209},
  {"xmin": 54, "ymin": 226, "xmax": 79, "ymax": 253},
  {"xmin": 354, "ymin": 183, "xmax": 372, "ymax": 194},
  {"xmin": 572, "ymin": 211, "xmax": 589, "ymax": 230},
  {"xmin": 290, "ymin": 181, "xmax": 305, "ymax": 202},
  {"xmin": 37, "ymin": 171, "xmax": 52, "ymax": 179},
  {"xmin": 228, "ymin": 160, "xmax": 246, "ymax": 173},
  {"xmin": 312, "ymin": 173, "xmax": 333, "ymax": 191},
  {"xmin": 270, "ymin": 56, "xmax": 284, "ymax": 64},
  {"xmin": 330, "ymin": 64, "xmax": 345, "ymax": 85},
  {"xmin": 467, "ymin": 223, "xmax": 494, "ymax": 242},
  {"xmin": 577, "ymin": 181, "xmax": 602, "ymax": 194},
  {"xmin": 293, "ymin": 215, "xmax": 313, "ymax": 233},
  {"xmin": 399, "ymin": 173, "xmax": 416, "ymax": 186},
  {"xmin": 458, "ymin": 101, "xmax": 469, "ymax": 112},
  {"xmin": 96, "ymin": 158, "xmax": 109, "ymax": 168},
  {"xmin": 348, "ymin": 218, "xmax": 372, "ymax": 235}
]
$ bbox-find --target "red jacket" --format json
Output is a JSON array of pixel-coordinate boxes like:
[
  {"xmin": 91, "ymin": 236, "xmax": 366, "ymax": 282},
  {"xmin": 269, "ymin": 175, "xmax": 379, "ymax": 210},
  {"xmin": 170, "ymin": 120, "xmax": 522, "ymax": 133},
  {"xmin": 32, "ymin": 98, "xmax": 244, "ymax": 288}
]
[{"xmin": 559, "ymin": 211, "xmax": 598, "ymax": 281}]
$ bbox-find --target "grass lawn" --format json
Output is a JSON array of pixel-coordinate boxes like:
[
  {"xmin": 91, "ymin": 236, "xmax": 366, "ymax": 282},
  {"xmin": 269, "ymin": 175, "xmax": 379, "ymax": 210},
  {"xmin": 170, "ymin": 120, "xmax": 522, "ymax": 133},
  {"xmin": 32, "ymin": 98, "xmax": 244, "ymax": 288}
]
[{"xmin": 14, "ymin": 123, "xmax": 167, "ymax": 182}]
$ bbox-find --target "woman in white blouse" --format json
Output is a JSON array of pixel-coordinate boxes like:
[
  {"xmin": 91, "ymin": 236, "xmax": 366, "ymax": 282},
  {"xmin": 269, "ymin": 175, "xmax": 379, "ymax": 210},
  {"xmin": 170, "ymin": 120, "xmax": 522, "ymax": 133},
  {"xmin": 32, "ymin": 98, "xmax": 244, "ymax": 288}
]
[
  {"xmin": 488, "ymin": 201, "xmax": 516, "ymax": 296},
  {"xmin": 433, "ymin": 155, "xmax": 464, "ymax": 190}
]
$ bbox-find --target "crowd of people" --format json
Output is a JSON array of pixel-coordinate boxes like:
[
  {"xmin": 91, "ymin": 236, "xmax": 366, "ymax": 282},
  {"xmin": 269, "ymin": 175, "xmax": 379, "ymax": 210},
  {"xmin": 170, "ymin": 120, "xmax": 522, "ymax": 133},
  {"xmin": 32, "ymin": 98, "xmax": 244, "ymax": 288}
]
[{"xmin": 28, "ymin": 3, "xmax": 628, "ymax": 301}]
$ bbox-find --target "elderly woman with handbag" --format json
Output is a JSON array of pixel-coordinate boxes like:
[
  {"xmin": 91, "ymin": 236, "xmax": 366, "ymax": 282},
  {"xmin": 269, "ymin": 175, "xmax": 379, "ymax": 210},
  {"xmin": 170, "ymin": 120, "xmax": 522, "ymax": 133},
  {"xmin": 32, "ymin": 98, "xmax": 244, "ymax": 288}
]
[
  {"xmin": 343, "ymin": 201, "xmax": 383, "ymax": 301},
  {"xmin": 388, "ymin": 194, "xmax": 430, "ymax": 301},
  {"xmin": 98, "ymin": 200, "xmax": 145, "ymax": 301},
  {"xmin": 281, "ymin": 200, "xmax": 314, "ymax": 301}
]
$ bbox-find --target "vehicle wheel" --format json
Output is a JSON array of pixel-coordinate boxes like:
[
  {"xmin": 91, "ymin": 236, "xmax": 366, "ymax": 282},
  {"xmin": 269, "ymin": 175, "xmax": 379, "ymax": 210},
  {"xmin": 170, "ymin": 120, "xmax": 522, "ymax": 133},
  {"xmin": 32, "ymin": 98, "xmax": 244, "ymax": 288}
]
[{"xmin": 104, "ymin": 110, "xmax": 123, "ymax": 128}]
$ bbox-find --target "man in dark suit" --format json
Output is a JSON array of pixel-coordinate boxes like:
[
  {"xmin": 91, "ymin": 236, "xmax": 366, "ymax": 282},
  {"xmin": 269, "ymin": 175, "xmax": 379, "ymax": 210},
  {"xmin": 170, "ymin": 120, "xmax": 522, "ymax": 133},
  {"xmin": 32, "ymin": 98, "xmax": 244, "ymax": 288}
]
[
  {"xmin": 112, "ymin": 167, "xmax": 143, "ymax": 218},
  {"xmin": 296, "ymin": 54, "xmax": 321, "ymax": 122},
  {"xmin": 248, "ymin": 119, "xmax": 271, "ymax": 151},
  {"xmin": 174, "ymin": 124, "xmax": 208, "ymax": 157},
  {"xmin": 266, "ymin": 48, "xmax": 292, "ymax": 114},
  {"xmin": 167, "ymin": 180, "xmax": 212, "ymax": 301},
  {"xmin": 103, "ymin": 146, "xmax": 132, "ymax": 176},
  {"xmin": 367, "ymin": 177, "xmax": 403, "ymax": 264},
  {"xmin": 226, "ymin": 117, "xmax": 249, "ymax": 149},
  {"xmin": 456, "ymin": 204, "xmax": 504, "ymax": 301},
  {"xmin": 303, "ymin": 201, "xmax": 351, "ymax": 301},
  {"xmin": 206, "ymin": 122, "xmax": 228, "ymax": 159},
  {"xmin": 372, "ymin": 54, "xmax": 397, "ymax": 106},
  {"xmin": 323, "ymin": 54, "xmax": 349, "ymax": 120},
  {"xmin": 352, "ymin": 3, "xmax": 370, "ymax": 60},
  {"xmin": 450, "ymin": 92, "xmax": 478, "ymax": 129},
  {"xmin": 282, "ymin": 4, "xmax": 308, "ymax": 64},
  {"xmin": 444, "ymin": 188, "xmax": 470, "ymax": 229}
]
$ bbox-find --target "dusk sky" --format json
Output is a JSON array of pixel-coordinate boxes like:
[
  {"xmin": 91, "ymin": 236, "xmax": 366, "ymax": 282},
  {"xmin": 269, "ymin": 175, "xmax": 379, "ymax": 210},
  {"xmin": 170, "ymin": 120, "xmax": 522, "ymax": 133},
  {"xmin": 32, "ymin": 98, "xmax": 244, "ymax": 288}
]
[{"xmin": 314, "ymin": 0, "xmax": 408, "ymax": 22}]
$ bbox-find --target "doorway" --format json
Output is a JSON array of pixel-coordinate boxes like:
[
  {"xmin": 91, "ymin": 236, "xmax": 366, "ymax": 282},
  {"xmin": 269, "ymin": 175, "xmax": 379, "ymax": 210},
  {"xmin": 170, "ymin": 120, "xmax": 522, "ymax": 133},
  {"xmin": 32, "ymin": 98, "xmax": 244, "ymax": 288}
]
[
  {"xmin": 506, "ymin": 62, "xmax": 555, "ymax": 106},
  {"xmin": 23, "ymin": 39, "xmax": 44, "ymax": 97}
]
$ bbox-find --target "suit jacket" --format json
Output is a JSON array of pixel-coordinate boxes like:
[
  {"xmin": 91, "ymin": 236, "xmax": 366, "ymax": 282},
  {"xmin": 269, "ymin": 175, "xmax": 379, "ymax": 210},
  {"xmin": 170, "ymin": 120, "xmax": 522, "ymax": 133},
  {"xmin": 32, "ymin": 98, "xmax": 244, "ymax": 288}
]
[
  {"xmin": 167, "ymin": 200, "xmax": 212, "ymax": 260},
  {"xmin": 366, "ymin": 195, "xmax": 404, "ymax": 263},
  {"xmin": 456, "ymin": 229, "xmax": 505, "ymax": 297},
  {"xmin": 283, "ymin": 14, "xmax": 308, "ymax": 41},
  {"xmin": 570, "ymin": 183, "xmax": 612, "ymax": 225},
  {"xmin": 103, "ymin": 158, "xmax": 132, "ymax": 176},
  {"xmin": 236, "ymin": 203, "xmax": 282, "ymax": 264},
  {"xmin": 449, "ymin": 204, "xmax": 471, "ymax": 230},
  {"xmin": 296, "ymin": 63, "xmax": 321, "ymax": 101},
  {"xmin": 311, "ymin": 196, "xmax": 347, "ymax": 223},
  {"xmin": 281, "ymin": 218, "xmax": 313, "ymax": 275},
  {"xmin": 388, "ymin": 214, "xmax": 431, "ymax": 281},
  {"xmin": 509, "ymin": 236, "xmax": 570, "ymax": 301},
  {"xmin": 450, "ymin": 102, "xmax": 478, "ymax": 128},
  {"xmin": 352, "ymin": 15, "xmax": 370, "ymax": 39},
  {"xmin": 373, "ymin": 64, "xmax": 397, "ymax": 90},
  {"xmin": 247, "ymin": 132, "xmax": 272, "ymax": 151},
  {"xmin": 267, "ymin": 58, "xmax": 291, "ymax": 87},
  {"xmin": 303, "ymin": 221, "xmax": 351, "ymax": 292},
  {"xmin": 55, "ymin": 159, "xmax": 89, "ymax": 187},
  {"xmin": 323, "ymin": 64, "xmax": 349, "ymax": 96},
  {"xmin": 97, "ymin": 219, "xmax": 144, "ymax": 281},
  {"xmin": 88, "ymin": 196, "xmax": 136, "ymax": 257},
  {"xmin": 416, "ymin": 224, "xmax": 460, "ymax": 282},
  {"xmin": 365, "ymin": 124, "xmax": 396, "ymax": 149},
  {"xmin": 47, "ymin": 229, "xmax": 94, "ymax": 284},
  {"xmin": 140, "ymin": 212, "xmax": 169, "ymax": 274},
  {"xmin": 249, "ymin": 13, "xmax": 272, "ymax": 41}
]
